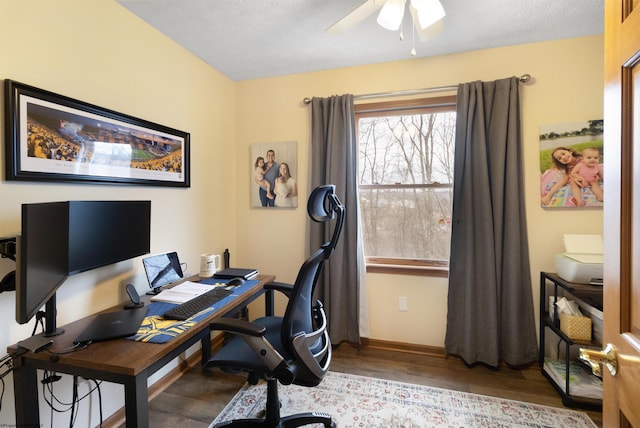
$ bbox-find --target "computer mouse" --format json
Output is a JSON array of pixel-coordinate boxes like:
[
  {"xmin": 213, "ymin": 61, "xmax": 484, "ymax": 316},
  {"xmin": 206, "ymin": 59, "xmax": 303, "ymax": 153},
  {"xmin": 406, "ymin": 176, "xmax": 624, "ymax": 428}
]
[{"xmin": 228, "ymin": 277, "xmax": 245, "ymax": 286}]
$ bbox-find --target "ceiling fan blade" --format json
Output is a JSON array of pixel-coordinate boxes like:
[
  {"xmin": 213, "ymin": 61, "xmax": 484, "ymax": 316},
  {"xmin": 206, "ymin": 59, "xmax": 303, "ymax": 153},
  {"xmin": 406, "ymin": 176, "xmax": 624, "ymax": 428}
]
[{"xmin": 326, "ymin": 0, "xmax": 385, "ymax": 34}]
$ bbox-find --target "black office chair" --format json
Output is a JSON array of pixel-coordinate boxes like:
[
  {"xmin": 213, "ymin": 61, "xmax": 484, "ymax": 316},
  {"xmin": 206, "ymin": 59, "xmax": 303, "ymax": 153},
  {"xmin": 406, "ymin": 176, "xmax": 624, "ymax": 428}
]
[{"xmin": 206, "ymin": 184, "xmax": 344, "ymax": 428}]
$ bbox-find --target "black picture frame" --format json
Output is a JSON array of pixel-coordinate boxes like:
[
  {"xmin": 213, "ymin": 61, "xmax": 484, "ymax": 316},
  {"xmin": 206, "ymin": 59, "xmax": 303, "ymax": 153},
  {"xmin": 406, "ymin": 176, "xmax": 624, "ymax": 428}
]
[{"xmin": 4, "ymin": 79, "xmax": 190, "ymax": 187}]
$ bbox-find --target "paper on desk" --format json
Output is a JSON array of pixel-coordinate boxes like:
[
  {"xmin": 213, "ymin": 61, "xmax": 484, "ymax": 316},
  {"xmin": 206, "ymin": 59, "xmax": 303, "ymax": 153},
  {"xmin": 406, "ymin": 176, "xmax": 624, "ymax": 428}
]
[{"xmin": 150, "ymin": 281, "xmax": 216, "ymax": 304}]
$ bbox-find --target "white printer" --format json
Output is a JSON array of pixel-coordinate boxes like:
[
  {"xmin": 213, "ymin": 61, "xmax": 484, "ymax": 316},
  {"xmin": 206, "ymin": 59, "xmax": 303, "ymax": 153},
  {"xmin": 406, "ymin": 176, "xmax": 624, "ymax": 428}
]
[{"xmin": 554, "ymin": 234, "xmax": 603, "ymax": 285}]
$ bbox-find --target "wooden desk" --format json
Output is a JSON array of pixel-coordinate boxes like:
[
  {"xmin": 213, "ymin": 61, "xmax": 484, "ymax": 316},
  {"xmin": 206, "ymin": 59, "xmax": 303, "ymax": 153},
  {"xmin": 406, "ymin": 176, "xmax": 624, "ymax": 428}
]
[{"xmin": 9, "ymin": 274, "xmax": 275, "ymax": 428}]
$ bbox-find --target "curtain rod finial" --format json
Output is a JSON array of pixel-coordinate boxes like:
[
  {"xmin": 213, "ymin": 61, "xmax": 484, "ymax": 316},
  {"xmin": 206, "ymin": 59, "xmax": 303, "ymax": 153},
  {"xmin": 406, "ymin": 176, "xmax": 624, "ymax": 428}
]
[
  {"xmin": 303, "ymin": 97, "xmax": 312, "ymax": 105},
  {"xmin": 519, "ymin": 74, "xmax": 531, "ymax": 83}
]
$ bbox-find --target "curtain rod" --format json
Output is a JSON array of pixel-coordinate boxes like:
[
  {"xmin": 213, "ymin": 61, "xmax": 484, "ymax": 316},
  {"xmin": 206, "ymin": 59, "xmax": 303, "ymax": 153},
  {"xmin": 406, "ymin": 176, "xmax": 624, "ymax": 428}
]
[{"xmin": 302, "ymin": 74, "xmax": 531, "ymax": 104}]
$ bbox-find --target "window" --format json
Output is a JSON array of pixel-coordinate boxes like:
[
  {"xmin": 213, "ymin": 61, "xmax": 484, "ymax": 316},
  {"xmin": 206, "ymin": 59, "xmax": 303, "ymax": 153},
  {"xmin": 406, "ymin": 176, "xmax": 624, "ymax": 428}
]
[{"xmin": 356, "ymin": 96, "xmax": 456, "ymax": 276}]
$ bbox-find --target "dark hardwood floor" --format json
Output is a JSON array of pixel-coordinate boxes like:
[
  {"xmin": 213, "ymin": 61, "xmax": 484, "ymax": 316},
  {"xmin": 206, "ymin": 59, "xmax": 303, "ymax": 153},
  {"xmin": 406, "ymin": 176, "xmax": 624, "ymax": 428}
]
[{"xmin": 127, "ymin": 343, "xmax": 602, "ymax": 427}]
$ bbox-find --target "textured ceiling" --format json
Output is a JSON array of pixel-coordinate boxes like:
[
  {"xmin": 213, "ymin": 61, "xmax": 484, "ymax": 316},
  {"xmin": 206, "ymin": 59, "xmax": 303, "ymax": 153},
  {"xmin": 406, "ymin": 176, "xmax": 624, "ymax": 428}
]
[{"xmin": 117, "ymin": 0, "xmax": 604, "ymax": 81}]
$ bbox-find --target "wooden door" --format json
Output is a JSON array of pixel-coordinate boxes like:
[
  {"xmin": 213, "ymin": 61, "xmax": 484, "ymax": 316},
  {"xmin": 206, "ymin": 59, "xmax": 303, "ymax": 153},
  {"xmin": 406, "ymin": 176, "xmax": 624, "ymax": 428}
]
[{"xmin": 602, "ymin": 0, "xmax": 640, "ymax": 426}]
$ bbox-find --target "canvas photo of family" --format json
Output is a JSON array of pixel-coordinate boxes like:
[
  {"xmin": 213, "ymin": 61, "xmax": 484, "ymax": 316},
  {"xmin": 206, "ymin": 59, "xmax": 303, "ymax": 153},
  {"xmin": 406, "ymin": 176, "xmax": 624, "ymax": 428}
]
[
  {"xmin": 251, "ymin": 141, "xmax": 298, "ymax": 208},
  {"xmin": 539, "ymin": 120, "xmax": 604, "ymax": 208}
]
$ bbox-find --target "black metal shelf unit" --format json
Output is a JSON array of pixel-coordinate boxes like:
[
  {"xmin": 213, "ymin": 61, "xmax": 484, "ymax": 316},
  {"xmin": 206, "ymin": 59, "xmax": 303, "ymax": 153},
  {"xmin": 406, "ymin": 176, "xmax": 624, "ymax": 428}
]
[{"xmin": 539, "ymin": 272, "xmax": 603, "ymax": 408}]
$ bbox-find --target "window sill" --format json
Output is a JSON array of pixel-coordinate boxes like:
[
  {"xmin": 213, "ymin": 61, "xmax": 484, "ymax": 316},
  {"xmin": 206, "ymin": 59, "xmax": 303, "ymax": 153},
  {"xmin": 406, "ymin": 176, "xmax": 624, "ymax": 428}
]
[{"xmin": 365, "ymin": 263, "xmax": 449, "ymax": 278}]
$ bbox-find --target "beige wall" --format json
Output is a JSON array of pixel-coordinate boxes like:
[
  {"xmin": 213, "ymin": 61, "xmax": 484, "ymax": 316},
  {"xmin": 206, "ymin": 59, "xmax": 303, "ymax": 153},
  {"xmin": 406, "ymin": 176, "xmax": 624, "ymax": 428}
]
[
  {"xmin": 0, "ymin": 0, "xmax": 603, "ymax": 425},
  {"xmin": 0, "ymin": 1, "xmax": 236, "ymax": 425},
  {"xmin": 235, "ymin": 35, "xmax": 605, "ymax": 345}
]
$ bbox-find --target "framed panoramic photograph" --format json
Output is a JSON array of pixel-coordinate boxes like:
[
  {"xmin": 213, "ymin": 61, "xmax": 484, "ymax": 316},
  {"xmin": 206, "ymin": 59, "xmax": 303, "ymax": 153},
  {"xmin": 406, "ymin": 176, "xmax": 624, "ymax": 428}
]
[
  {"xmin": 4, "ymin": 79, "xmax": 190, "ymax": 187},
  {"xmin": 250, "ymin": 141, "xmax": 298, "ymax": 208},
  {"xmin": 539, "ymin": 119, "xmax": 603, "ymax": 208}
]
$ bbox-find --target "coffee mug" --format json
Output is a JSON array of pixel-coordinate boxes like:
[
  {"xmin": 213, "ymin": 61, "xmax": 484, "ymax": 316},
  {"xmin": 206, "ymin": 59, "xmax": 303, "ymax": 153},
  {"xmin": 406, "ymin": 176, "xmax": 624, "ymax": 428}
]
[{"xmin": 200, "ymin": 253, "xmax": 221, "ymax": 278}]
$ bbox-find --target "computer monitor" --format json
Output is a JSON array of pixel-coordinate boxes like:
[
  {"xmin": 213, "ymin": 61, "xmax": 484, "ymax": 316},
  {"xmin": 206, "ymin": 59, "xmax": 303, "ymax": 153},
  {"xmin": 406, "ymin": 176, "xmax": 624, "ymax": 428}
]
[
  {"xmin": 15, "ymin": 200, "xmax": 151, "ymax": 336},
  {"xmin": 142, "ymin": 251, "xmax": 184, "ymax": 295}
]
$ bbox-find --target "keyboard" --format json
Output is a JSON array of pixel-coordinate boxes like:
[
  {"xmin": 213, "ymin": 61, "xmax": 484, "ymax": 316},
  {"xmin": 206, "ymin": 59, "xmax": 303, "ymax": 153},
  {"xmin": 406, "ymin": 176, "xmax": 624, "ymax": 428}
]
[{"xmin": 162, "ymin": 287, "xmax": 233, "ymax": 321}]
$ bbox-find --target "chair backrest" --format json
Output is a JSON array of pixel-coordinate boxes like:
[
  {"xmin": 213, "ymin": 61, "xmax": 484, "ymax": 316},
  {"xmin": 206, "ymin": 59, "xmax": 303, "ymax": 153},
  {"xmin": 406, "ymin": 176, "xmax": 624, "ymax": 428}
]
[{"xmin": 280, "ymin": 185, "xmax": 345, "ymax": 385}]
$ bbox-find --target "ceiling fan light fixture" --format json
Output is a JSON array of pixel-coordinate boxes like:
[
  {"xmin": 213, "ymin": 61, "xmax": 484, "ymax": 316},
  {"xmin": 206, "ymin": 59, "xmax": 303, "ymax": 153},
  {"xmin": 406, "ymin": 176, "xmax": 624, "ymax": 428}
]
[
  {"xmin": 377, "ymin": 0, "xmax": 407, "ymax": 31},
  {"xmin": 414, "ymin": 0, "xmax": 445, "ymax": 29},
  {"xmin": 409, "ymin": 0, "xmax": 429, "ymax": 9}
]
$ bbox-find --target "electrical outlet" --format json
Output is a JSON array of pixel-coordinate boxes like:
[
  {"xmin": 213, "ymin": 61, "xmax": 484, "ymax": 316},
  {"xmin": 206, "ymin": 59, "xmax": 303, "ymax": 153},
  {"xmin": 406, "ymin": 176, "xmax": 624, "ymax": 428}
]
[
  {"xmin": 398, "ymin": 296, "xmax": 408, "ymax": 311},
  {"xmin": 76, "ymin": 376, "xmax": 95, "ymax": 390}
]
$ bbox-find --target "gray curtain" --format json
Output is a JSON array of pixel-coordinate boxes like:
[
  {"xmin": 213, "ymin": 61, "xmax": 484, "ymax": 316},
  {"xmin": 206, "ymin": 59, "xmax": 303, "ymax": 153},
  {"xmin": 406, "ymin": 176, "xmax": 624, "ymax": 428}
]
[
  {"xmin": 445, "ymin": 77, "xmax": 538, "ymax": 367},
  {"xmin": 310, "ymin": 94, "xmax": 362, "ymax": 345}
]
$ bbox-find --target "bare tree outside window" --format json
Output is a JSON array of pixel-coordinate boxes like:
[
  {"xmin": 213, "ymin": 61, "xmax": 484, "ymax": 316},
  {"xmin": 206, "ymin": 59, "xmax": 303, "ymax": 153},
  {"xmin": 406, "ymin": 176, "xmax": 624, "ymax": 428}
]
[{"xmin": 356, "ymin": 96, "xmax": 456, "ymax": 275}]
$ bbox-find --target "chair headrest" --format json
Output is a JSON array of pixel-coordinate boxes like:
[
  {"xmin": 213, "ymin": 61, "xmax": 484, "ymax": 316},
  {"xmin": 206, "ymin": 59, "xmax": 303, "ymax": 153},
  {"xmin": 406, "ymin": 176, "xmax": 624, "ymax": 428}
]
[
  {"xmin": 307, "ymin": 185, "xmax": 338, "ymax": 223},
  {"xmin": 307, "ymin": 185, "xmax": 345, "ymax": 258}
]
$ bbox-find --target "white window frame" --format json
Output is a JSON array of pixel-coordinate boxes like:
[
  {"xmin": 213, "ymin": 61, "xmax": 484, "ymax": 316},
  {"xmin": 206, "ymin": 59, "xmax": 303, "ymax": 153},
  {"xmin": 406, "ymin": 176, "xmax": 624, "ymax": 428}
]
[{"xmin": 356, "ymin": 95, "xmax": 456, "ymax": 277}]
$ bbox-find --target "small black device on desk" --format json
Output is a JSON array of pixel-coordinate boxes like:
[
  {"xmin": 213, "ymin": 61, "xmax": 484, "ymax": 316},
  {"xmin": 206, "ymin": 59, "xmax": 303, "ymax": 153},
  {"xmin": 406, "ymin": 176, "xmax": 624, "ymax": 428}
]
[
  {"xmin": 228, "ymin": 277, "xmax": 245, "ymax": 286},
  {"xmin": 124, "ymin": 283, "xmax": 144, "ymax": 309}
]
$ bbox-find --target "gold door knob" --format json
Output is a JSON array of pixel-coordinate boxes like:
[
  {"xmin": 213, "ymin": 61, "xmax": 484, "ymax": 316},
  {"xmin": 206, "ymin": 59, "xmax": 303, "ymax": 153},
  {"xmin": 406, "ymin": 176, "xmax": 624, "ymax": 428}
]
[{"xmin": 579, "ymin": 343, "xmax": 617, "ymax": 376}]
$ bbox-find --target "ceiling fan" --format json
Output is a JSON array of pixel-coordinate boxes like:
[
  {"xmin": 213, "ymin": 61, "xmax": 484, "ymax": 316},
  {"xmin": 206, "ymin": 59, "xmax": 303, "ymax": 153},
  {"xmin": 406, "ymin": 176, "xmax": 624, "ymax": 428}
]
[{"xmin": 327, "ymin": 0, "xmax": 446, "ymax": 43}]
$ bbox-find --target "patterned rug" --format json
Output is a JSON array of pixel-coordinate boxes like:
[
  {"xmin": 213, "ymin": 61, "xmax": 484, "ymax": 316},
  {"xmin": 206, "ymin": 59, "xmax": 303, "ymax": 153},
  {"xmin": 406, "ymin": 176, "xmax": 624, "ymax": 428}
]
[{"xmin": 211, "ymin": 371, "xmax": 597, "ymax": 428}]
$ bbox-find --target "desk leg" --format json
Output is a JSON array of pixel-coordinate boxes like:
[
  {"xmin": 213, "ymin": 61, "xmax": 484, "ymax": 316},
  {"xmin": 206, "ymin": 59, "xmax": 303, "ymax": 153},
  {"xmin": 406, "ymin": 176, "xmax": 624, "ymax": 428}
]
[
  {"xmin": 124, "ymin": 375, "xmax": 148, "ymax": 427},
  {"xmin": 12, "ymin": 361, "xmax": 40, "ymax": 428},
  {"xmin": 265, "ymin": 289, "xmax": 274, "ymax": 317},
  {"xmin": 201, "ymin": 333, "xmax": 212, "ymax": 368}
]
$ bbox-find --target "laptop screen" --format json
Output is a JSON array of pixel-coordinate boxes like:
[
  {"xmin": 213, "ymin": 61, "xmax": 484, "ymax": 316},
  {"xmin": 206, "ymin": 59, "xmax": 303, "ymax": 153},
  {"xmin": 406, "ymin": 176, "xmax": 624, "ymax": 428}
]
[{"xmin": 142, "ymin": 252, "xmax": 184, "ymax": 292}]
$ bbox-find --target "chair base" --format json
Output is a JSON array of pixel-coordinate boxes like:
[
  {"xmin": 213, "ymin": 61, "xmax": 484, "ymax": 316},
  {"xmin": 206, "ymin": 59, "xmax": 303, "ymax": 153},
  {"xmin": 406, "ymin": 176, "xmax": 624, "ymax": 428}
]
[
  {"xmin": 212, "ymin": 378, "xmax": 334, "ymax": 428},
  {"xmin": 212, "ymin": 412, "xmax": 335, "ymax": 428}
]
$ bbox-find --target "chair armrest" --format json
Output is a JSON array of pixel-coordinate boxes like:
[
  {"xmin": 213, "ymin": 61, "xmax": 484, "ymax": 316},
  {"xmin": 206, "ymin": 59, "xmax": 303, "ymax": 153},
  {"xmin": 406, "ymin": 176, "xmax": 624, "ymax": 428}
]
[
  {"xmin": 209, "ymin": 318, "xmax": 266, "ymax": 337},
  {"xmin": 209, "ymin": 317, "xmax": 290, "ymax": 379},
  {"xmin": 264, "ymin": 281, "xmax": 294, "ymax": 298}
]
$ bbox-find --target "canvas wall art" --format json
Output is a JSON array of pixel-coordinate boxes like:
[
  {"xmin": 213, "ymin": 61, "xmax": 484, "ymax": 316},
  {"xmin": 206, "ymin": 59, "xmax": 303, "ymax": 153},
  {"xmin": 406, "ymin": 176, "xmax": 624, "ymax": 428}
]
[
  {"xmin": 250, "ymin": 141, "xmax": 298, "ymax": 208},
  {"xmin": 539, "ymin": 120, "xmax": 603, "ymax": 208}
]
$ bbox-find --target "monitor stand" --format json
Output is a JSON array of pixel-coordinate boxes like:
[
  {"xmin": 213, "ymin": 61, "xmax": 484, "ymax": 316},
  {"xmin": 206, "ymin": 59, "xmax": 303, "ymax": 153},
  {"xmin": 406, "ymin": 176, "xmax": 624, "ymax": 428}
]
[{"xmin": 43, "ymin": 295, "xmax": 64, "ymax": 337}]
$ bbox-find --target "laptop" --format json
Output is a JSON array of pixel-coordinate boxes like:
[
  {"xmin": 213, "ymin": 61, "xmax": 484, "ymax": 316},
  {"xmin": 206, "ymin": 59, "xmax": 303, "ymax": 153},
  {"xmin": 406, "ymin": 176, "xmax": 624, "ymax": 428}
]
[{"xmin": 74, "ymin": 307, "xmax": 148, "ymax": 344}]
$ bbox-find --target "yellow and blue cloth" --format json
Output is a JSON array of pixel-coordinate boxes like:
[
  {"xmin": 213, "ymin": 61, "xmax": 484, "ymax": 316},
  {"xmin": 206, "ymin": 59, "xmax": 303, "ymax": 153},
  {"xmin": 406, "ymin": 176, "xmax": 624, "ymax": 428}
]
[{"xmin": 128, "ymin": 278, "xmax": 258, "ymax": 344}]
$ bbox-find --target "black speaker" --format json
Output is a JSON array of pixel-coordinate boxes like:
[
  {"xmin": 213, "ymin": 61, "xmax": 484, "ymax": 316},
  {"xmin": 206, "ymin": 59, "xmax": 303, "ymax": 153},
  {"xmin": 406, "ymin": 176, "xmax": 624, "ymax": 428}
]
[{"xmin": 124, "ymin": 283, "xmax": 144, "ymax": 309}]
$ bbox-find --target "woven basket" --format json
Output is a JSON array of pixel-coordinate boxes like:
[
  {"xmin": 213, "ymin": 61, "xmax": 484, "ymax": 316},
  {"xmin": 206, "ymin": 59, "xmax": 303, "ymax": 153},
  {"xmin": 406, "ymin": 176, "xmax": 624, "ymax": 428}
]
[{"xmin": 560, "ymin": 313, "xmax": 592, "ymax": 341}]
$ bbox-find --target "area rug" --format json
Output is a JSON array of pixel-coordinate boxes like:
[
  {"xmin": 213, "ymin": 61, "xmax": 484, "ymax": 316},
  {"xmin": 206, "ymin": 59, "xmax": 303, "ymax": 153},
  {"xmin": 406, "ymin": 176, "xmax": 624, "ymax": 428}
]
[{"xmin": 211, "ymin": 371, "xmax": 597, "ymax": 428}]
